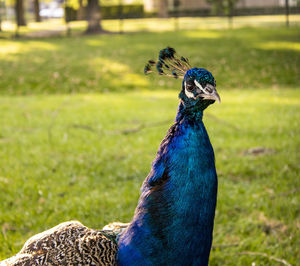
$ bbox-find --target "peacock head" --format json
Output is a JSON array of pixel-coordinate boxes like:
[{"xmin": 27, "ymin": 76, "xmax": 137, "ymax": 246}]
[
  {"xmin": 180, "ymin": 67, "xmax": 220, "ymax": 110},
  {"xmin": 144, "ymin": 47, "xmax": 220, "ymax": 111}
]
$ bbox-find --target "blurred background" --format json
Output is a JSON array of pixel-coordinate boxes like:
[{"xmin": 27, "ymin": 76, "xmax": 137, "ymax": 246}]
[
  {"xmin": 0, "ymin": 0, "xmax": 299, "ymax": 36},
  {"xmin": 0, "ymin": 0, "xmax": 299, "ymax": 265}
]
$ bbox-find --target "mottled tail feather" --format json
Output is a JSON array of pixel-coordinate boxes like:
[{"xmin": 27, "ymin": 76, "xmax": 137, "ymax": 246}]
[
  {"xmin": 144, "ymin": 47, "xmax": 191, "ymax": 79},
  {"xmin": 1, "ymin": 221, "xmax": 127, "ymax": 266}
]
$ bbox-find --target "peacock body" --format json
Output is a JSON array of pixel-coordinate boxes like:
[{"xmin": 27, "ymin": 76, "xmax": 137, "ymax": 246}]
[
  {"xmin": 1, "ymin": 47, "xmax": 220, "ymax": 266},
  {"xmin": 118, "ymin": 66, "xmax": 219, "ymax": 266}
]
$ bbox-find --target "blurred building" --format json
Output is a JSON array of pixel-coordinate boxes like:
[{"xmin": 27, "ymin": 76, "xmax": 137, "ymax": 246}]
[
  {"xmin": 237, "ymin": 0, "xmax": 297, "ymax": 7},
  {"xmin": 143, "ymin": 0, "xmax": 298, "ymax": 12},
  {"xmin": 144, "ymin": 0, "xmax": 209, "ymax": 11},
  {"xmin": 39, "ymin": 1, "xmax": 64, "ymax": 19}
]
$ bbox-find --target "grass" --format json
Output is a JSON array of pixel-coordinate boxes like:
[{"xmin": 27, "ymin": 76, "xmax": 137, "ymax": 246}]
[
  {"xmin": 1, "ymin": 18, "xmax": 299, "ymax": 95},
  {"xmin": 0, "ymin": 16, "xmax": 299, "ymax": 265}
]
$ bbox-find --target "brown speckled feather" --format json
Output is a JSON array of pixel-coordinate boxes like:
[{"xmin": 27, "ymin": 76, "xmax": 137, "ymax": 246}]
[{"xmin": 1, "ymin": 221, "xmax": 128, "ymax": 266}]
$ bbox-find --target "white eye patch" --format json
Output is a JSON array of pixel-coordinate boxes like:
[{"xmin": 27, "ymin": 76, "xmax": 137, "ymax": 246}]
[
  {"xmin": 184, "ymin": 81, "xmax": 195, "ymax": 99},
  {"xmin": 194, "ymin": 80, "xmax": 214, "ymax": 94},
  {"xmin": 194, "ymin": 80, "xmax": 205, "ymax": 92}
]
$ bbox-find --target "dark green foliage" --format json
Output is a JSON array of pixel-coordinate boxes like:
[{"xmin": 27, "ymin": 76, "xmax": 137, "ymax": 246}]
[
  {"xmin": 65, "ymin": 7, "xmax": 78, "ymax": 23},
  {"xmin": 207, "ymin": 0, "xmax": 238, "ymax": 16},
  {"xmin": 65, "ymin": 4, "xmax": 144, "ymax": 21},
  {"xmin": 102, "ymin": 4, "xmax": 144, "ymax": 19}
]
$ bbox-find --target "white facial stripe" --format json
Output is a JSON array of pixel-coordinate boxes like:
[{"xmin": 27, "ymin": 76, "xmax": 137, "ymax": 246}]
[
  {"xmin": 184, "ymin": 81, "xmax": 195, "ymax": 99},
  {"xmin": 194, "ymin": 80, "xmax": 204, "ymax": 92},
  {"xmin": 194, "ymin": 80, "xmax": 215, "ymax": 95}
]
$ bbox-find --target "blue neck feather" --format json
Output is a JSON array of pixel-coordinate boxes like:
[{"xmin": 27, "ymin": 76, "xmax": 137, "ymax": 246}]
[{"xmin": 117, "ymin": 100, "xmax": 218, "ymax": 266}]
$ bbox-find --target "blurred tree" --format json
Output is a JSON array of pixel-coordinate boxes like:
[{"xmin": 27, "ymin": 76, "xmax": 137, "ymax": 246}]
[
  {"xmin": 118, "ymin": 0, "xmax": 123, "ymax": 33},
  {"xmin": 173, "ymin": 0, "xmax": 180, "ymax": 30},
  {"xmin": 158, "ymin": 0, "xmax": 168, "ymax": 18},
  {"xmin": 77, "ymin": 0, "xmax": 85, "ymax": 20},
  {"xmin": 34, "ymin": 0, "xmax": 41, "ymax": 22},
  {"xmin": 224, "ymin": 0, "xmax": 237, "ymax": 27},
  {"xmin": 86, "ymin": 0, "xmax": 102, "ymax": 33},
  {"xmin": 15, "ymin": 0, "xmax": 26, "ymax": 26},
  {"xmin": 65, "ymin": 0, "xmax": 71, "ymax": 36},
  {"xmin": 0, "ymin": 0, "xmax": 4, "ymax": 31},
  {"xmin": 209, "ymin": 0, "xmax": 223, "ymax": 15},
  {"xmin": 285, "ymin": 0, "xmax": 289, "ymax": 27},
  {"xmin": 207, "ymin": 0, "xmax": 238, "ymax": 27}
]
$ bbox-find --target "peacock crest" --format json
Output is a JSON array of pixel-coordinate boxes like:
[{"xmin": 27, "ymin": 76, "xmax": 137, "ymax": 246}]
[{"xmin": 144, "ymin": 47, "xmax": 191, "ymax": 79}]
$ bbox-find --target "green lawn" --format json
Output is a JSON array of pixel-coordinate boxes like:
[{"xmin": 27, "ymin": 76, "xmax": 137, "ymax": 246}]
[{"xmin": 0, "ymin": 17, "xmax": 299, "ymax": 265}]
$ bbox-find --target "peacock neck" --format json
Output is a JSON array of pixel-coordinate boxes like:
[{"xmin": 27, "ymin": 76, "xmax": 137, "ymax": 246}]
[
  {"xmin": 117, "ymin": 100, "xmax": 218, "ymax": 266},
  {"xmin": 175, "ymin": 100, "xmax": 204, "ymax": 122}
]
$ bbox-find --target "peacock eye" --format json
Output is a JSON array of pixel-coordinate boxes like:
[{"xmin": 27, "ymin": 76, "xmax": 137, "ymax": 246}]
[
  {"xmin": 205, "ymin": 86, "xmax": 213, "ymax": 93},
  {"xmin": 205, "ymin": 83, "xmax": 215, "ymax": 93},
  {"xmin": 185, "ymin": 82, "xmax": 194, "ymax": 92}
]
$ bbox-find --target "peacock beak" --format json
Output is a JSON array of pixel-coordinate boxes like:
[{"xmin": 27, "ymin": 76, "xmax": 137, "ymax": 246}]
[
  {"xmin": 201, "ymin": 90, "xmax": 221, "ymax": 103},
  {"xmin": 194, "ymin": 80, "xmax": 221, "ymax": 103}
]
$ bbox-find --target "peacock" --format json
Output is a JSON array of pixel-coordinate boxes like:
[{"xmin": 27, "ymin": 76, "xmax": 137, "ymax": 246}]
[{"xmin": 1, "ymin": 47, "xmax": 220, "ymax": 266}]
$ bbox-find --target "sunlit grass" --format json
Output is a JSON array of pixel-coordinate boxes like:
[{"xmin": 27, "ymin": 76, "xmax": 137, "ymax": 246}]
[
  {"xmin": 182, "ymin": 31, "xmax": 221, "ymax": 39},
  {"xmin": 256, "ymin": 41, "xmax": 300, "ymax": 51},
  {"xmin": 0, "ymin": 25, "xmax": 299, "ymax": 95},
  {"xmin": 0, "ymin": 40, "xmax": 58, "ymax": 57}
]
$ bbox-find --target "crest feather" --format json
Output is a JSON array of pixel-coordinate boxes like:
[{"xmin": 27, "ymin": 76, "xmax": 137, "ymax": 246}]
[{"xmin": 144, "ymin": 47, "xmax": 191, "ymax": 79}]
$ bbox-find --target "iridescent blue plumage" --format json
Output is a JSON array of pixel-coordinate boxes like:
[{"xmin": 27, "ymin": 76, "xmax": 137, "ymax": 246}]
[
  {"xmin": 185, "ymin": 68, "xmax": 216, "ymax": 88},
  {"xmin": 118, "ymin": 48, "xmax": 220, "ymax": 265}
]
